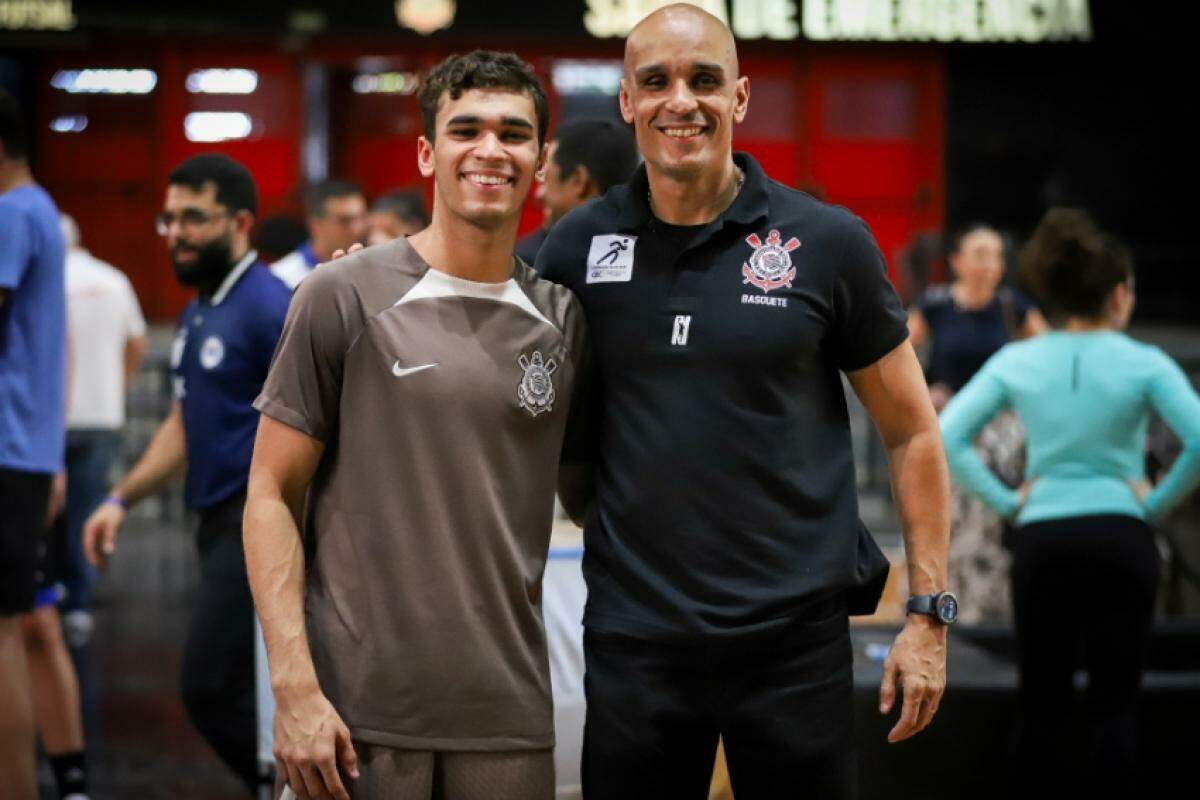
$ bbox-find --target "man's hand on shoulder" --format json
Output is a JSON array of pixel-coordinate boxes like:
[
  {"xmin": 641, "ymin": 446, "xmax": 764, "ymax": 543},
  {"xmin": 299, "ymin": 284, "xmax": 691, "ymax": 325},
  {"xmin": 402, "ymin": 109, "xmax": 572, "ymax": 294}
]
[
  {"xmin": 879, "ymin": 614, "xmax": 947, "ymax": 743},
  {"xmin": 273, "ymin": 681, "xmax": 359, "ymax": 800},
  {"xmin": 329, "ymin": 243, "xmax": 364, "ymax": 262}
]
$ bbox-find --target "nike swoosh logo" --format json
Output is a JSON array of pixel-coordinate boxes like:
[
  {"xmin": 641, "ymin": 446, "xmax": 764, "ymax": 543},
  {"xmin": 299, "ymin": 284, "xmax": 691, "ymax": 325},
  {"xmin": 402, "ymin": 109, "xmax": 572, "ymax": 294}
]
[{"xmin": 392, "ymin": 361, "xmax": 438, "ymax": 377}]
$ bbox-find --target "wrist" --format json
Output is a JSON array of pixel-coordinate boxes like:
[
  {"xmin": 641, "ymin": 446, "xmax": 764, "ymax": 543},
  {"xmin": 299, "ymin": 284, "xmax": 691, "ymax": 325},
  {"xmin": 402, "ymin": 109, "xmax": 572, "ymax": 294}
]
[
  {"xmin": 103, "ymin": 493, "xmax": 127, "ymax": 510},
  {"xmin": 272, "ymin": 675, "xmax": 321, "ymax": 700},
  {"xmin": 906, "ymin": 591, "xmax": 959, "ymax": 625}
]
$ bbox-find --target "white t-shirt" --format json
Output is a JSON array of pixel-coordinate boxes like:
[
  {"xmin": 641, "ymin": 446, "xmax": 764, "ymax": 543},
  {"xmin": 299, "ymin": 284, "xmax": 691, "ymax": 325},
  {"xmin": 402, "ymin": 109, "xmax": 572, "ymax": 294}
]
[
  {"xmin": 66, "ymin": 248, "xmax": 147, "ymax": 430},
  {"xmin": 270, "ymin": 248, "xmax": 315, "ymax": 290}
]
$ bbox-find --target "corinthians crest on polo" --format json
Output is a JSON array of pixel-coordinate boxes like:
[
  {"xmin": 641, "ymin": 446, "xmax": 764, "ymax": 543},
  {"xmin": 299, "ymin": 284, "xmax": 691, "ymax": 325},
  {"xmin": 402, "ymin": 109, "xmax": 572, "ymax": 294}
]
[
  {"xmin": 742, "ymin": 229, "xmax": 801, "ymax": 293},
  {"xmin": 517, "ymin": 351, "xmax": 557, "ymax": 417}
]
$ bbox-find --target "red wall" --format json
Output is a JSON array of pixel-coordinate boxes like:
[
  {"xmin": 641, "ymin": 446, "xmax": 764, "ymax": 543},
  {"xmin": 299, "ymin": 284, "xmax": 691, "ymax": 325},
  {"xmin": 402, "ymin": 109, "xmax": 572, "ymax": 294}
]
[{"xmin": 36, "ymin": 39, "xmax": 943, "ymax": 320}]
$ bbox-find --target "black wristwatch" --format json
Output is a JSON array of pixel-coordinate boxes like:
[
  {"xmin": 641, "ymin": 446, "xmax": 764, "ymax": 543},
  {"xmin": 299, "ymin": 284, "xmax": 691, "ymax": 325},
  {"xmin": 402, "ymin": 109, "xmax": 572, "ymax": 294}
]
[{"xmin": 906, "ymin": 592, "xmax": 959, "ymax": 625}]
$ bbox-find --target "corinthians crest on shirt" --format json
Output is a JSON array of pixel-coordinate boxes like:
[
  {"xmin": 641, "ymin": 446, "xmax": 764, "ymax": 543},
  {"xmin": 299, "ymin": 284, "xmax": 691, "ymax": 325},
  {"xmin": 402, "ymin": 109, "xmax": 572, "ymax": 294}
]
[
  {"xmin": 741, "ymin": 229, "xmax": 800, "ymax": 308},
  {"xmin": 517, "ymin": 351, "xmax": 557, "ymax": 417}
]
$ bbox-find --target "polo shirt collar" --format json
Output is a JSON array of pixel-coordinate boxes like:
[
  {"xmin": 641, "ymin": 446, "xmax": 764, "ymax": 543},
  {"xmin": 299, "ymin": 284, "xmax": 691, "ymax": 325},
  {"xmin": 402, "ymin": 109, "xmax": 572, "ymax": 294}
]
[
  {"xmin": 208, "ymin": 250, "xmax": 258, "ymax": 307},
  {"xmin": 615, "ymin": 151, "xmax": 770, "ymax": 232}
]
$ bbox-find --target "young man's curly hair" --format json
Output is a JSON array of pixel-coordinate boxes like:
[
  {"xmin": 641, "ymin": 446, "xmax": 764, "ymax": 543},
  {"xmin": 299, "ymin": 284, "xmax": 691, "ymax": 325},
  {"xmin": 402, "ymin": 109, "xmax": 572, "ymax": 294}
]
[{"xmin": 418, "ymin": 50, "xmax": 549, "ymax": 146}]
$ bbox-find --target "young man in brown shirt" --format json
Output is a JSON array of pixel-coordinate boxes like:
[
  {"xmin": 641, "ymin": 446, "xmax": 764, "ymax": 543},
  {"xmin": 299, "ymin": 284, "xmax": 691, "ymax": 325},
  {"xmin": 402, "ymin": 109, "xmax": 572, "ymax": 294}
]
[{"xmin": 244, "ymin": 52, "xmax": 590, "ymax": 800}]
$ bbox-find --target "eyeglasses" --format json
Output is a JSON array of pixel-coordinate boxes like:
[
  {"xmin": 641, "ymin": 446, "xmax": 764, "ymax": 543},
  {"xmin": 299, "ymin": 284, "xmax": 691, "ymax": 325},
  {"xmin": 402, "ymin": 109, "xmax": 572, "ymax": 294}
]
[{"xmin": 155, "ymin": 208, "xmax": 230, "ymax": 236}]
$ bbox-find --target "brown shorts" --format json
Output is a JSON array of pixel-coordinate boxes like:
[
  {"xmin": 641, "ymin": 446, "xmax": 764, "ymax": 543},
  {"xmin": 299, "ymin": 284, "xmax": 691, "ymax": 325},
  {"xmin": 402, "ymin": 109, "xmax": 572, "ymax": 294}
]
[{"xmin": 278, "ymin": 746, "xmax": 555, "ymax": 800}]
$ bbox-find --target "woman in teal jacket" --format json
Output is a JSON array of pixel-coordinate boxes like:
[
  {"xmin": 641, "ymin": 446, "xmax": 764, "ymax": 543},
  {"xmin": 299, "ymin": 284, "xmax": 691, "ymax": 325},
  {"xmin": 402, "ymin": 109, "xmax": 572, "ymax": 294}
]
[{"xmin": 940, "ymin": 208, "xmax": 1200, "ymax": 797}]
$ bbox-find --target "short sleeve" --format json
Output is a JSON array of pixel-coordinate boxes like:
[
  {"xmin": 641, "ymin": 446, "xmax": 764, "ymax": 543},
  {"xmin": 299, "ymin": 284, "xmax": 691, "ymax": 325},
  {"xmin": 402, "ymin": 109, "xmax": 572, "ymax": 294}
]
[
  {"xmin": 119, "ymin": 274, "xmax": 147, "ymax": 338},
  {"xmin": 560, "ymin": 295, "xmax": 598, "ymax": 466},
  {"xmin": 253, "ymin": 268, "xmax": 363, "ymax": 442},
  {"xmin": 0, "ymin": 205, "xmax": 32, "ymax": 290},
  {"xmin": 831, "ymin": 216, "xmax": 909, "ymax": 371}
]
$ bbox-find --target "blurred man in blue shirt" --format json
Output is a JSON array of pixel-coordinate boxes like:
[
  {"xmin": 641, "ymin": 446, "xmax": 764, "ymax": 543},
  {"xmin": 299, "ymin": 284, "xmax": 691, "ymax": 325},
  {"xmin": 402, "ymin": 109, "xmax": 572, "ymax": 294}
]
[
  {"xmin": 0, "ymin": 88, "xmax": 68, "ymax": 800},
  {"xmin": 83, "ymin": 153, "xmax": 290, "ymax": 794}
]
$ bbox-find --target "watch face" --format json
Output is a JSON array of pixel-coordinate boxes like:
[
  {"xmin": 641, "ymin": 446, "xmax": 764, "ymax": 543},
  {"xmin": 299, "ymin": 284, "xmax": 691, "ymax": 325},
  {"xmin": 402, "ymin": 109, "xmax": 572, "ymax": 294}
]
[{"xmin": 936, "ymin": 593, "xmax": 959, "ymax": 624}]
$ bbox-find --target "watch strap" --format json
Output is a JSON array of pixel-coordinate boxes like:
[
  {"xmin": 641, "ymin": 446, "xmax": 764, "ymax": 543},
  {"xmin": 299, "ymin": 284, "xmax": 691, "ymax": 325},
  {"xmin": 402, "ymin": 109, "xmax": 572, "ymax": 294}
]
[{"xmin": 906, "ymin": 594, "xmax": 939, "ymax": 618}]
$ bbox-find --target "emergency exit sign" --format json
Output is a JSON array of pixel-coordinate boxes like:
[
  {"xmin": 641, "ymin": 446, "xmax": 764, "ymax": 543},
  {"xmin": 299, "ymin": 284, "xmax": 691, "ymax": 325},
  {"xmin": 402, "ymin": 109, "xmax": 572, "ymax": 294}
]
[
  {"xmin": 583, "ymin": 0, "xmax": 1093, "ymax": 42},
  {"xmin": 0, "ymin": 0, "xmax": 74, "ymax": 30}
]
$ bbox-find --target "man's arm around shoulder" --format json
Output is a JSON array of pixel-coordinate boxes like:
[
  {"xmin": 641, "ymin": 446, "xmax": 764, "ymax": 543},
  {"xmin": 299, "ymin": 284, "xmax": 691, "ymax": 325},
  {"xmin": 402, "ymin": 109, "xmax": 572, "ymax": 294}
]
[
  {"xmin": 847, "ymin": 339, "xmax": 950, "ymax": 744},
  {"xmin": 244, "ymin": 416, "xmax": 358, "ymax": 800}
]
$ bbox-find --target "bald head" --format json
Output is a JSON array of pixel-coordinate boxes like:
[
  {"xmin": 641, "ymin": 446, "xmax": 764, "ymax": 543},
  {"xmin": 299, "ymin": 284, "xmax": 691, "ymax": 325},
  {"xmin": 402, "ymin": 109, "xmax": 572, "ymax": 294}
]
[{"xmin": 625, "ymin": 3, "xmax": 739, "ymax": 79}]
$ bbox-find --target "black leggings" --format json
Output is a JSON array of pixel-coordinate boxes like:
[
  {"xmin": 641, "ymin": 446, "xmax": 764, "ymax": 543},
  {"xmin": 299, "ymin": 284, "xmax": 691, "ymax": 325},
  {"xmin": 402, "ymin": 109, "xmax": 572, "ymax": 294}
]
[
  {"xmin": 1010, "ymin": 514, "xmax": 1158, "ymax": 798},
  {"xmin": 180, "ymin": 492, "xmax": 258, "ymax": 794}
]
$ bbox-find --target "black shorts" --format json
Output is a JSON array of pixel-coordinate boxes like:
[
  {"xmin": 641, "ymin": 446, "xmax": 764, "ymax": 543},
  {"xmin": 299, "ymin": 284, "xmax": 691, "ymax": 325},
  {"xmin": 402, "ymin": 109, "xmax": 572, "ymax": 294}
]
[{"xmin": 0, "ymin": 466, "xmax": 52, "ymax": 616}]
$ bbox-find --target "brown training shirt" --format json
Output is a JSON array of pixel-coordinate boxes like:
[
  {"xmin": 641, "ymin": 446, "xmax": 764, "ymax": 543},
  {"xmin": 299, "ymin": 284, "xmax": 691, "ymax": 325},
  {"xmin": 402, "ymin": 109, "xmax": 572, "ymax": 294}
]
[{"xmin": 254, "ymin": 237, "xmax": 589, "ymax": 751}]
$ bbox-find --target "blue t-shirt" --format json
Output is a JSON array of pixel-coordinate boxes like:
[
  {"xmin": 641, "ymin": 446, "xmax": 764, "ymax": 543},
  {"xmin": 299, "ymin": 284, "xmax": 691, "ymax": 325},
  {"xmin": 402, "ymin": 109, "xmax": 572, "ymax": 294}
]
[
  {"xmin": 0, "ymin": 184, "xmax": 67, "ymax": 474},
  {"xmin": 941, "ymin": 331, "xmax": 1200, "ymax": 524},
  {"xmin": 171, "ymin": 252, "xmax": 290, "ymax": 509},
  {"xmin": 917, "ymin": 284, "xmax": 1035, "ymax": 391}
]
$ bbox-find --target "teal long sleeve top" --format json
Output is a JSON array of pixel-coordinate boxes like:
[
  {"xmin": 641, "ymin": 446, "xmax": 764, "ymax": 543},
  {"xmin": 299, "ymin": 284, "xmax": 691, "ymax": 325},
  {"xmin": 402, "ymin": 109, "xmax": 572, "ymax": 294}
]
[{"xmin": 939, "ymin": 331, "xmax": 1200, "ymax": 525}]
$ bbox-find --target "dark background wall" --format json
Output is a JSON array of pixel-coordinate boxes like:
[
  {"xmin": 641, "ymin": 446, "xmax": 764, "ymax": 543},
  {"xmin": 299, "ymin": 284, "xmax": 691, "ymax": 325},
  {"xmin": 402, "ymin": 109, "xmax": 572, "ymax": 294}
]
[{"xmin": 946, "ymin": 44, "xmax": 1196, "ymax": 322}]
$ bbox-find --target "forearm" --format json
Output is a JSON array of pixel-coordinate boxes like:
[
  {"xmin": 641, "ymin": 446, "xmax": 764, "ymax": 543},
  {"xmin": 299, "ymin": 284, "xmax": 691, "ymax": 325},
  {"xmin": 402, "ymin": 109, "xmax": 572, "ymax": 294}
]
[
  {"xmin": 123, "ymin": 337, "xmax": 147, "ymax": 384},
  {"xmin": 886, "ymin": 425, "xmax": 950, "ymax": 596},
  {"xmin": 111, "ymin": 405, "xmax": 186, "ymax": 506},
  {"xmin": 244, "ymin": 473, "xmax": 319, "ymax": 694}
]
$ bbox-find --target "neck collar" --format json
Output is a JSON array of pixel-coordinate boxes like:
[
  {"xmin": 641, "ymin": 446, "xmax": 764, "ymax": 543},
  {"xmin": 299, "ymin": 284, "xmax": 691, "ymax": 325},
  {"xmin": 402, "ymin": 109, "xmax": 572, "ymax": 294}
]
[
  {"xmin": 207, "ymin": 250, "xmax": 258, "ymax": 306},
  {"xmin": 617, "ymin": 152, "xmax": 770, "ymax": 232}
]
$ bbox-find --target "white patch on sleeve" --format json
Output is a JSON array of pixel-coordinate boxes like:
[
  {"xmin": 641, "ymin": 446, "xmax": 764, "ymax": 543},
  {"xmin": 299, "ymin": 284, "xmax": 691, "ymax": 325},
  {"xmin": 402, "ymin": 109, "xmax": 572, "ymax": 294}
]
[{"xmin": 586, "ymin": 235, "xmax": 636, "ymax": 283}]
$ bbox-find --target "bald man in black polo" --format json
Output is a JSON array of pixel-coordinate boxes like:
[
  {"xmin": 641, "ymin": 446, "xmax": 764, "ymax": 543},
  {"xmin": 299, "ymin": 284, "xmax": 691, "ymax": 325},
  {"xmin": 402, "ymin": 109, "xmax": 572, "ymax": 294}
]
[{"xmin": 537, "ymin": 6, "xmax": 953, "ymax": 798}]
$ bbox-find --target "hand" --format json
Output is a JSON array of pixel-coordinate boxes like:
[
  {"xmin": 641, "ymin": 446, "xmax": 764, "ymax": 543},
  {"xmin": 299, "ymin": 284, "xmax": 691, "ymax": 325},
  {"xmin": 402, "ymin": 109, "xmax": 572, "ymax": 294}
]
[
  {"xmin": 274, "ymin": 683, "xmax": 359, "ymax": 800},
  {"xmin": 879, "ymin": 615, "xmax": 947, "ymax": 743},
  {"xmin": 46, "ymin": 470, "xmax": 67, "ymax": 527},
  {"xmin": 329, "ymin": 244, "xmax": 364, "ymax": 261},
  {"xmin": 83, "ymin": 500, "xmax": 125, "ymax": 568},
  {"xmin": 1128, "ymin": 478, "xmax": 1152, "ymax": 504},
  {"xmin": 1016, "ymin": 480, "xmax": 1035, "ymax": 509}
]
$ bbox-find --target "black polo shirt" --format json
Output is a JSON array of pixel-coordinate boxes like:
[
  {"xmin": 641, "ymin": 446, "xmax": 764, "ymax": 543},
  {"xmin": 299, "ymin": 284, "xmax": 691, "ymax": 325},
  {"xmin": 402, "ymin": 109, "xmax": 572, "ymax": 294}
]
[{"xmin": 537, "ymin": 153, "xmax": 908, "ymax": 639}]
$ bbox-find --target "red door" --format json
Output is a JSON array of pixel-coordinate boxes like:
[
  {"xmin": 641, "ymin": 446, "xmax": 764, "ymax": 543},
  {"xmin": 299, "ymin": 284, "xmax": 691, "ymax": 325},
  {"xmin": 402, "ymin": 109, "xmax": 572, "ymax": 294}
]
[
  {"xmin": 37, "ymin": 46, "xmax": 302, "ymax": 321},
  {"xmin": 799, "ymin": 49, "xmax": 945, "ymax": 293}
]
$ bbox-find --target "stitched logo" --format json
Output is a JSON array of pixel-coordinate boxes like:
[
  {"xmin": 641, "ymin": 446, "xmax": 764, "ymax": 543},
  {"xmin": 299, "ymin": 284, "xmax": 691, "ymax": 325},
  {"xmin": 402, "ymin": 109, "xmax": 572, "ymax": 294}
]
[
  {"xmin": 742, "ymin": 229, "xmax": 800, "ymax": 294},
  {"xmin": 517, "ymin": 351, "xmax": 557, "ymax": 416}
]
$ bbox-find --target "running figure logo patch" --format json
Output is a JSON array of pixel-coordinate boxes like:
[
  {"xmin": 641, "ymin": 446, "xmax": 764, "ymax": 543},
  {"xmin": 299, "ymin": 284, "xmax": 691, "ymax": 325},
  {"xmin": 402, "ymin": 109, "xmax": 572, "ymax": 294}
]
[
  {"xmin": 517, "ymin": 351, "xmax": 557, "ymax": 417},
  {"xmin": 586, "ymin": 235, "xmax": 637, "ymax": 283},
  {"xmin": 742, "ymin": 229, "xmax": 800, "ymax": 294}
]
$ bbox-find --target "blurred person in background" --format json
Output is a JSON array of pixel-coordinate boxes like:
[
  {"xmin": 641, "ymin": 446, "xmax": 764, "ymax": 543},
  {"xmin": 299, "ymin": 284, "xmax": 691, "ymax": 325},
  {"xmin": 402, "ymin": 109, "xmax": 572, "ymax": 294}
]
[
  {"xmin": 908, "ymin": 222, "xmax": 1047, "ymax": 412},
  {"xmin": 940, "ymin": 208, "xmax": 1200, "ymax": 797},
  {"xmin": 256, "ymin": 216, "xmax": 309, "ymax": 265},
  {"xmin": 366, "ymin": 188, "xmax": 429, "ymax": 245},
  {"xmin": 908, "ymin": 222, "xmax": 1048, "ymax": 623},
  {"xmin": 537, "ymin": 7, "xmax": 951, "ymax": 797},
  {"xmin": 0, "ymin": 88, "xmax": 70, "ymax": 800},
  {"xmin": 82, "ymin": 153, "xmax": 291, "ymax": 795},
  {"xmin": 58, "ymin": 213, "xmax": 147, "ymax": 642},
  {"xmin": 515, "ymin": 117, "xmax": 638, "ymax": 266},
  {"xmin": 271, "ymin": 180, "xmax": 368, "ymax": 289}
]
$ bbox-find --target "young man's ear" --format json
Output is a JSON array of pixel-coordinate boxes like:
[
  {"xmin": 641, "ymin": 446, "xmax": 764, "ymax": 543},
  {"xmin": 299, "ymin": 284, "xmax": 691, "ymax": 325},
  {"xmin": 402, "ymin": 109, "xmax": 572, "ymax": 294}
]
[
  {"xmin": 417, "ymin": 135, "xmax": 435, "ymax": 178},
  {"xmin": 534, "ymin": 141, "xmax": 550, "ymax": 183}
]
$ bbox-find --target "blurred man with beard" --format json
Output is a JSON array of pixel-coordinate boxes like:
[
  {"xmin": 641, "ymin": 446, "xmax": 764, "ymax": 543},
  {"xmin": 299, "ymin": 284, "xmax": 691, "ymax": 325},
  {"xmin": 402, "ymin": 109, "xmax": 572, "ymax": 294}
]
[{"xmin": 83, "ymin": 153, "xmax": 290, "ymax": 794}]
